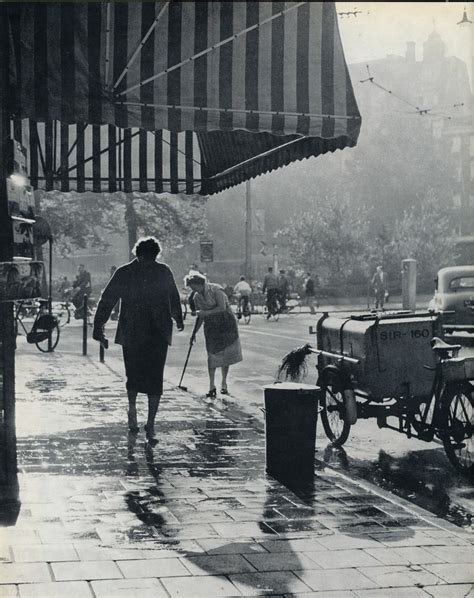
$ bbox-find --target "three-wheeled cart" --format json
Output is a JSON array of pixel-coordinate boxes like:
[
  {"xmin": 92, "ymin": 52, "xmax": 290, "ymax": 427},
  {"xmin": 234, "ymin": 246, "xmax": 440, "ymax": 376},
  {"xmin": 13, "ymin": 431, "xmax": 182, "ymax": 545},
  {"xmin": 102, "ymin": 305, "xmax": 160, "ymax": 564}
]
[{"xmin": 312, "ymin": 311, "xmax": 474, "ymax": 476}]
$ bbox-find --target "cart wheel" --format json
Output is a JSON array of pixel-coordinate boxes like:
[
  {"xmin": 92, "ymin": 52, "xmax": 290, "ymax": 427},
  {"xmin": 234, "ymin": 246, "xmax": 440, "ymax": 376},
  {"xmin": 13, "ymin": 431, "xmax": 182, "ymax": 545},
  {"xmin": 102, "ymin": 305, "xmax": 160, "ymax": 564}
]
[
  {"xmin": 440, "ymin": 382, "xmax": 473, "ymax": 477},
  {"xmin": 319, "ymin": 370, "xmax": 351, "ymax": 447},
  {"xmin": 35, "ymin": 322, "xmax": 60, "ymax": 353}
]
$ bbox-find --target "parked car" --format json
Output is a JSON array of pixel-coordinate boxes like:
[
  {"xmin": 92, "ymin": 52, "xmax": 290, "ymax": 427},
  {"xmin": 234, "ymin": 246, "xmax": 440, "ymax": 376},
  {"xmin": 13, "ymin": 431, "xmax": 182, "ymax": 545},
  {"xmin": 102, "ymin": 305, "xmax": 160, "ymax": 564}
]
[{"xmin": 428, "ymin": 266, "xmax": 474, "ymax": 333}]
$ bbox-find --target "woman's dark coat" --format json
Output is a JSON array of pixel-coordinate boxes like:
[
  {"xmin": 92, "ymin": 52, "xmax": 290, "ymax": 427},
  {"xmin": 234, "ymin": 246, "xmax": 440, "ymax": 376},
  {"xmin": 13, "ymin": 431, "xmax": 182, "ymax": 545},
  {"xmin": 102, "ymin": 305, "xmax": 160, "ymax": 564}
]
[{"xmin": 94, "ymin": 259, "xmax": 183, "ymax": 347}]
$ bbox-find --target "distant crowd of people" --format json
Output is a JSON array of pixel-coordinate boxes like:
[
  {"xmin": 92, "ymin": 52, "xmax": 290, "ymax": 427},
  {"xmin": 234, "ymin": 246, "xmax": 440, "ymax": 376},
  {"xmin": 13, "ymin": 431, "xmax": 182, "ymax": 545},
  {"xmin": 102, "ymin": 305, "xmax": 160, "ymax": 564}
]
[
  {"xmin": 55, "ymin": 262, "xmax": 387, "ymax": 321},
  {"xmin": 184, "ymin": 267, "xmax": 318, "ymax": 319}
]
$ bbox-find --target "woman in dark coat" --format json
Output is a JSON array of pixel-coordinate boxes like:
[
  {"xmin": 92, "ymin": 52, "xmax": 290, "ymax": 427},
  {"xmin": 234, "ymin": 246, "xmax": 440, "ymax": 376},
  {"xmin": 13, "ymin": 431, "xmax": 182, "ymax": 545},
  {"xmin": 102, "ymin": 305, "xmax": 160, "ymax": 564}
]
[{"xmin": 93, "ymin": 237, "xmax": 184, "ymax": 443}]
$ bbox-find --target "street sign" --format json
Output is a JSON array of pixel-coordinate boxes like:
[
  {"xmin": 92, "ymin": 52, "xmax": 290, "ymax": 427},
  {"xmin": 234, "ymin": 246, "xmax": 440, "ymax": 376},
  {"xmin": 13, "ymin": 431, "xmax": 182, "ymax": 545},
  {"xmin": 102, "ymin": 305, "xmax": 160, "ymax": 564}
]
[
  {"xmin": 200, "ymin": 241, "xmax": 214, "ymax": 262},
  {"xmin": 252, "ymin": 209, "xmax": 265, "ymax": 234}
]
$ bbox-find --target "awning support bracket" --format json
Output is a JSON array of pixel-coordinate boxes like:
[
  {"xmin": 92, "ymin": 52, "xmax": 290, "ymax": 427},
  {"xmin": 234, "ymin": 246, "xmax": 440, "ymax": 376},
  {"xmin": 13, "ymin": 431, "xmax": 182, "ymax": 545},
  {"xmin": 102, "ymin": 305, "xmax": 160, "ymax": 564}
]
[
  {"xmin": 113, "ymin": 1, "xmax": 170, "ymax": 91},
  {"xmin": 117, "ymin": 2, "xmax": 307, "ymax": 97}
]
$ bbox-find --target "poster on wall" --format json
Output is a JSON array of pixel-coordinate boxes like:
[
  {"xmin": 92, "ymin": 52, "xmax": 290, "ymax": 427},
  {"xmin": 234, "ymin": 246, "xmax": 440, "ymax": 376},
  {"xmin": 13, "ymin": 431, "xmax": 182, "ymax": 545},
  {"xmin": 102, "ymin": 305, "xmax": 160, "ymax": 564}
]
[
  {"xmin": 200, "ymin": 240, "xmax": 214, "ymax": 263},
  {"xmin": 12, "ymin": 217, "xmax": 35, "ymax": 259}
]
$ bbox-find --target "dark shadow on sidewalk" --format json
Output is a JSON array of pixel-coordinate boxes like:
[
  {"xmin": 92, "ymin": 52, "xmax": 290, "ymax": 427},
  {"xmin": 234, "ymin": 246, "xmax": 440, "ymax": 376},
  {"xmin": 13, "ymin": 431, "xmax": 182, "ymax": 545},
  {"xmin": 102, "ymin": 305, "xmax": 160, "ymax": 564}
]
[{"xmin": 123, "ymin": 421, "xmax": 303, "ymax": 594}]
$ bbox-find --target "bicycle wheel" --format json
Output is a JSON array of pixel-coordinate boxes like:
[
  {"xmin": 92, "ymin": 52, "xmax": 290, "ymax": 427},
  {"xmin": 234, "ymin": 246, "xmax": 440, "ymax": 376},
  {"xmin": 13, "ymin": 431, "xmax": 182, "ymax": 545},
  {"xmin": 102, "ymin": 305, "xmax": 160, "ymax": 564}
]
[
  {"xmin": 440, "ymin": 382, "xmax": 473, "ymax": 476},
  {"xmin": 319, "ymin": 369, "xmax": 351, "ymax": 447},
  {"xmin": 243, "ymin": 308, "xmax": 251, "ymax": 324},
  {"xmin": 36, "ymin": 322, "xmax": 60, "ymax": 352}
]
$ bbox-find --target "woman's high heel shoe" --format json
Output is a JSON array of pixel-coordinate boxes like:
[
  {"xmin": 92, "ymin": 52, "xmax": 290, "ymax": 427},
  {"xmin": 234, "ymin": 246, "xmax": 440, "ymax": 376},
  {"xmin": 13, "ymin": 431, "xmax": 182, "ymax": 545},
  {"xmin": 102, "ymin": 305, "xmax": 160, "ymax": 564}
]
[
  {"xmin": 144, "ymin": 423, "xmax": 158, "ymax": 445},
  {"xmin": 205, "ymin": 388, "xmax": 217, "ymax": 399},
  {"xmin": 220, "ymin": 388, "xmax": 229, "ymax": 395}
]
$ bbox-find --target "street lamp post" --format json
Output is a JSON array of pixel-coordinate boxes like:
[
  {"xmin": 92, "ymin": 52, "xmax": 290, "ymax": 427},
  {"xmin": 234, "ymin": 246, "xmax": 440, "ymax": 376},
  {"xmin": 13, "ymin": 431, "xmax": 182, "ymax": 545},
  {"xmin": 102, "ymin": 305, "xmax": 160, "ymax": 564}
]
[{"xmin": 245, "ymin": 180, "xmax": 252, "ymax": 280}]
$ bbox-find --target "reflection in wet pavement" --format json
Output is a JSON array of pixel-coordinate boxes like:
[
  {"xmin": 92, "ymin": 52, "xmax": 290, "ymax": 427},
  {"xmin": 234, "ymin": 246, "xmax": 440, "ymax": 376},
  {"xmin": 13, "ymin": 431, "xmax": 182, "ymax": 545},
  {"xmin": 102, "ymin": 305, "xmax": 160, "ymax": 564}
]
[
  {"xmin": 12, "ymin": 345, "xmax": 435, "ymax": 552},
  {"xmin": 323, "ymin": 444, "xmax": 473, "ymax": 528}
]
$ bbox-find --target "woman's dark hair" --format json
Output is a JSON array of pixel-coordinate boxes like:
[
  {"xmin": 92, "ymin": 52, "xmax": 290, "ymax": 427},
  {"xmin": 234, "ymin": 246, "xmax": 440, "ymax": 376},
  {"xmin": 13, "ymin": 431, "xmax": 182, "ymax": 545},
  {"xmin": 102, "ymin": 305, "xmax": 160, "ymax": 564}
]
[{"xmin": 132, "ymin": 236, "xmax": 161, "ymax": 259}]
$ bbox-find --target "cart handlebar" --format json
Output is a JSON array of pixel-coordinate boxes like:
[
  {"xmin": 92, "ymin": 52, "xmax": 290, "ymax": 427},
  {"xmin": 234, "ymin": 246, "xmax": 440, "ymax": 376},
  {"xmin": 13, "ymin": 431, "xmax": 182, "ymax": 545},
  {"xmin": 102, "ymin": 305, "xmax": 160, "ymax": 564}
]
[{"xmin": 307, "ymin": 347, "xmax": 360, "ymax": 365}]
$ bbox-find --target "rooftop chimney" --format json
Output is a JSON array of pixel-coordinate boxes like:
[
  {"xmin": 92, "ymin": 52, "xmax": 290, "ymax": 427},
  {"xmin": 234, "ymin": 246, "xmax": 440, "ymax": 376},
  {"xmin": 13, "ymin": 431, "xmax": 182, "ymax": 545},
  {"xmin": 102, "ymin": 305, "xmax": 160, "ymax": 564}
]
[{"xmin": 406, "ymin": 41, "xmax": 416, "ymax": 62}]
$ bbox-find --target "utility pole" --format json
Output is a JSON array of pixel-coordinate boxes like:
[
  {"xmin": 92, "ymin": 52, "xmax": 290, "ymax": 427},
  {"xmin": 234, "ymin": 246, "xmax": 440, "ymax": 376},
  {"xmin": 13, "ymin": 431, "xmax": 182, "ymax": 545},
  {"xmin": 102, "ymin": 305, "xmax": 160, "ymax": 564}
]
[
  {"xmin": 245, "ymin": 180, "xmax": 252, "ymax": 280},
  {"xmin": 125, "ymin": 193, "xmax": 137, "ymax": 258}
]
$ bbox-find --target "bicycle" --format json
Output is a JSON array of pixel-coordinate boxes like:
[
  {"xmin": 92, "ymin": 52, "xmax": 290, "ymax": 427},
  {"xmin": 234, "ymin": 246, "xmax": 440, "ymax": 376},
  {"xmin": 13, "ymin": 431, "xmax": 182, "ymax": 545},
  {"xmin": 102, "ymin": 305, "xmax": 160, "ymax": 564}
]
[
  {"xmin": 18, "ymin": 299, "xmax": 71, "ymax": 328},
  {"xmin": 236, "ymin": 295, "xmax": 251, "ymax": 324},
  {"xmin": 14, "ymin": 299, "xmax": 60, "ymax": 352},
  {"xmin": 51, "ymin": 301, "xmax": 71, "ymax": 328}
]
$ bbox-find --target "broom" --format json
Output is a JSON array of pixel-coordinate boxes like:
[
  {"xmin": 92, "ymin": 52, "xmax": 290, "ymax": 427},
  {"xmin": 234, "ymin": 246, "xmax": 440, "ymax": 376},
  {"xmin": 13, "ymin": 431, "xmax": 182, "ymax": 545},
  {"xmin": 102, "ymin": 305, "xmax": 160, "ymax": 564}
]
[{"xmin": 275, "ymin": 343, "xmax": 314, "ymax": 382}]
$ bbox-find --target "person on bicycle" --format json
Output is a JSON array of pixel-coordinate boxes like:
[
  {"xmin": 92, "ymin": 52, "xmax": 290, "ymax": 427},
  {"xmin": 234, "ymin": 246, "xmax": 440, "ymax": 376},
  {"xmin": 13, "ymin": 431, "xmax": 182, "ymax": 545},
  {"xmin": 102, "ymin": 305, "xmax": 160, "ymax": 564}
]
[
  {"xmin": 72, "ymin": 264, "xmax": 92, "ymax": 317},
  {"xmin": 233, "ymin": 276, "xmax": 252, "ymax": 319},
  {"xmin": 262, "ymin": 267, "xmax": 279, "ymax": 319},
  {"xmin": 278, "ymin": 269, "xmax": 290, "ymax": 311},
  {"xmin": 58, "ymin": 276, "xmax": 70, "ymax": 301}
]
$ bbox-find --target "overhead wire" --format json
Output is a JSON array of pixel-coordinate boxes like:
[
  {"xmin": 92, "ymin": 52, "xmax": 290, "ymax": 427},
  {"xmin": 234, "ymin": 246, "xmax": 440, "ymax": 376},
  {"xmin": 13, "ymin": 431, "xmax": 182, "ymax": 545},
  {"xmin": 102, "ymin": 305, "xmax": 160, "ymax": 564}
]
[{"xmin": 359, "ymin": 65, "xmax": 466, "ymax": 120}]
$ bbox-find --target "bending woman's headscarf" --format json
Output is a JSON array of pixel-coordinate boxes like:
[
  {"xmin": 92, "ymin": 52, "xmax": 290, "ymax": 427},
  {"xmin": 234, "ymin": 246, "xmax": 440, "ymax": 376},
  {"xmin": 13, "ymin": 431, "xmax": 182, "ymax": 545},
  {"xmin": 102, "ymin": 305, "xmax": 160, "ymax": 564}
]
[{"xmin": 184, "ymin": 270, "xmax": 207, "ymax": 287}]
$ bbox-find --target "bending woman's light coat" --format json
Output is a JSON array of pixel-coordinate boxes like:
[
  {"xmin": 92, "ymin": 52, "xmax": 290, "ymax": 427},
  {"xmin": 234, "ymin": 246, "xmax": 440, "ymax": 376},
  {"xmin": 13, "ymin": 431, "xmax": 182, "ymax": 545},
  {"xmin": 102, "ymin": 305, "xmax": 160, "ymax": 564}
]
[{"xmin": 194, "ymin": 282, "xmax": 242, "ymax": 368}]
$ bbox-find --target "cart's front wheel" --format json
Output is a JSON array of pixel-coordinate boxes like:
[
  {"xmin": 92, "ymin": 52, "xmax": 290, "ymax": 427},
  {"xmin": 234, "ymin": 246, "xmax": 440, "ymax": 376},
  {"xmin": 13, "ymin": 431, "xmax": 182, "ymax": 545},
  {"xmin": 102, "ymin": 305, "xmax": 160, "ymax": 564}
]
[
  {"xmin": 440, "ymin": 382, "xmax": 473, "ymax": 477},
  {"xmin": 36, "ymin": 322, "xmax": 60, "ymax": 353},
  {"xmin": 319, "ymin": 370, "xmax": 351, "ymax": 447}
]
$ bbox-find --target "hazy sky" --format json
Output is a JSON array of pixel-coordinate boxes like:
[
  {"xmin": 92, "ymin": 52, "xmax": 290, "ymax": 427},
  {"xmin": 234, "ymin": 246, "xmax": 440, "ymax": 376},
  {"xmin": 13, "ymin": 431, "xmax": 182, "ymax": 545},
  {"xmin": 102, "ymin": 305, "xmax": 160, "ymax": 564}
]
[{"xmin": 337, "ymin": 2, "xmax": 473, "ymax": 74}]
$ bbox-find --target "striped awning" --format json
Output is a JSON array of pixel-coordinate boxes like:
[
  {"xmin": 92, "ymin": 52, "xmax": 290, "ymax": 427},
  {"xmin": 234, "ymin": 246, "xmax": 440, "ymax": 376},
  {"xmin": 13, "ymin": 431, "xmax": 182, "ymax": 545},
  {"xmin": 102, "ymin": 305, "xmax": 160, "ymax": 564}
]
[{"xmin": 7, "ymin": 2, "xmax": 361, "ymax": 195}]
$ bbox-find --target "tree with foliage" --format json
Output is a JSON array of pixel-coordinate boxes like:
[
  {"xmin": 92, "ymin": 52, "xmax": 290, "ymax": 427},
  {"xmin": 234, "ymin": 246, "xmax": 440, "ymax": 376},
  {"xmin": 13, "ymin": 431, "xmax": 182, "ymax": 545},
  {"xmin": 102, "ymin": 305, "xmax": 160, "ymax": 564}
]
[
  {"xmin": 276, "ymin": 194, "xmax": 370, "ymax": 288},
  {"xmin": 35, "ymin": 190, "xmax": 207, "ymax": 257},
  {"xmin": 344, "ymin": 115, "xmax": 458, "ymax": 232},
  {"xmin": 384, "ymin": 190, "xmax": 456, "ymax": 290}
]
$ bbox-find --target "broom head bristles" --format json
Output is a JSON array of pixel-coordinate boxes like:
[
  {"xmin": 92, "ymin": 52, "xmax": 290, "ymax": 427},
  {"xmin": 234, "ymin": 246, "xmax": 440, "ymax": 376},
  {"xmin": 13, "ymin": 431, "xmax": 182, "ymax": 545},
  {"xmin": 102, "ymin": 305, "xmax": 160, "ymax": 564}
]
[{"xmin": 276, "ymin": 343, "xmax": 313, "ymax": 382}]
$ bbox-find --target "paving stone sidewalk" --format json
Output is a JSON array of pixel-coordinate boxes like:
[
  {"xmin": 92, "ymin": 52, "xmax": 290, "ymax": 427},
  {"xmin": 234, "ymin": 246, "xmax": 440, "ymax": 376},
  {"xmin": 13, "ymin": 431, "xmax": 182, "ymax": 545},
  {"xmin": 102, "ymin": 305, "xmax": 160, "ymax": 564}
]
[{"xmin": 0, "ymin": 339, "xmax": 472, "ymax": 597}]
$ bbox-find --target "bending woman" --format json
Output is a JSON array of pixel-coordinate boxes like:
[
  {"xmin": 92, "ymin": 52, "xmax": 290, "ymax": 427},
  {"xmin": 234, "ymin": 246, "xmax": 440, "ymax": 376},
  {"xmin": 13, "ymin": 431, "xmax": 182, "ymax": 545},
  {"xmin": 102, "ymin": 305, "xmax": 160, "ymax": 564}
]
[{"xmin": 186, "ymin": 272, "xmax": 242, "ymax": 398}]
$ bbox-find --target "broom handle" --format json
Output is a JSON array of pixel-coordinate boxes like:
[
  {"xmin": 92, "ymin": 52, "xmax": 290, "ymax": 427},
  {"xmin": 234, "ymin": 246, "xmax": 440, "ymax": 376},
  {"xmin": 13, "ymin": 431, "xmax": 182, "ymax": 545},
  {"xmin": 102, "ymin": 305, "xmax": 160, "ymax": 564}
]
[
  {"xmin": 178, "ymin": 344, "xmax": 193, "ymax": 387},
  {"xmin": 178, "ymin": 319, "xmax": 200, "ymax": 386}
]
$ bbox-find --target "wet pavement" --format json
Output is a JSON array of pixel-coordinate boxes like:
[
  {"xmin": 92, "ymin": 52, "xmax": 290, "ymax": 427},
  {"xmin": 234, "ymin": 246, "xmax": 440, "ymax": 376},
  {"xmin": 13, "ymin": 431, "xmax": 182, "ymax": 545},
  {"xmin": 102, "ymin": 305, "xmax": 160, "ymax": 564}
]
[
  {"xmin": 0, "ymin": 327, "xmax": 473, "ymax": 596},
  {"xmin": 161, "ymin": 310, "xmax": 474, "ymax": 530}
]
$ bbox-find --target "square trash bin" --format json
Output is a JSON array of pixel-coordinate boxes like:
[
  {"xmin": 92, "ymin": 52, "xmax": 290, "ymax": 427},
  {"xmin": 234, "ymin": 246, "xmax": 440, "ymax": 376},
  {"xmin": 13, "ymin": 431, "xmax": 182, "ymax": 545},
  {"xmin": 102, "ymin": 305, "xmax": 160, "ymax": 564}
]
[{"xmin": 263, "ymin": 382, "xmax": 321, "ymax": 482}]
